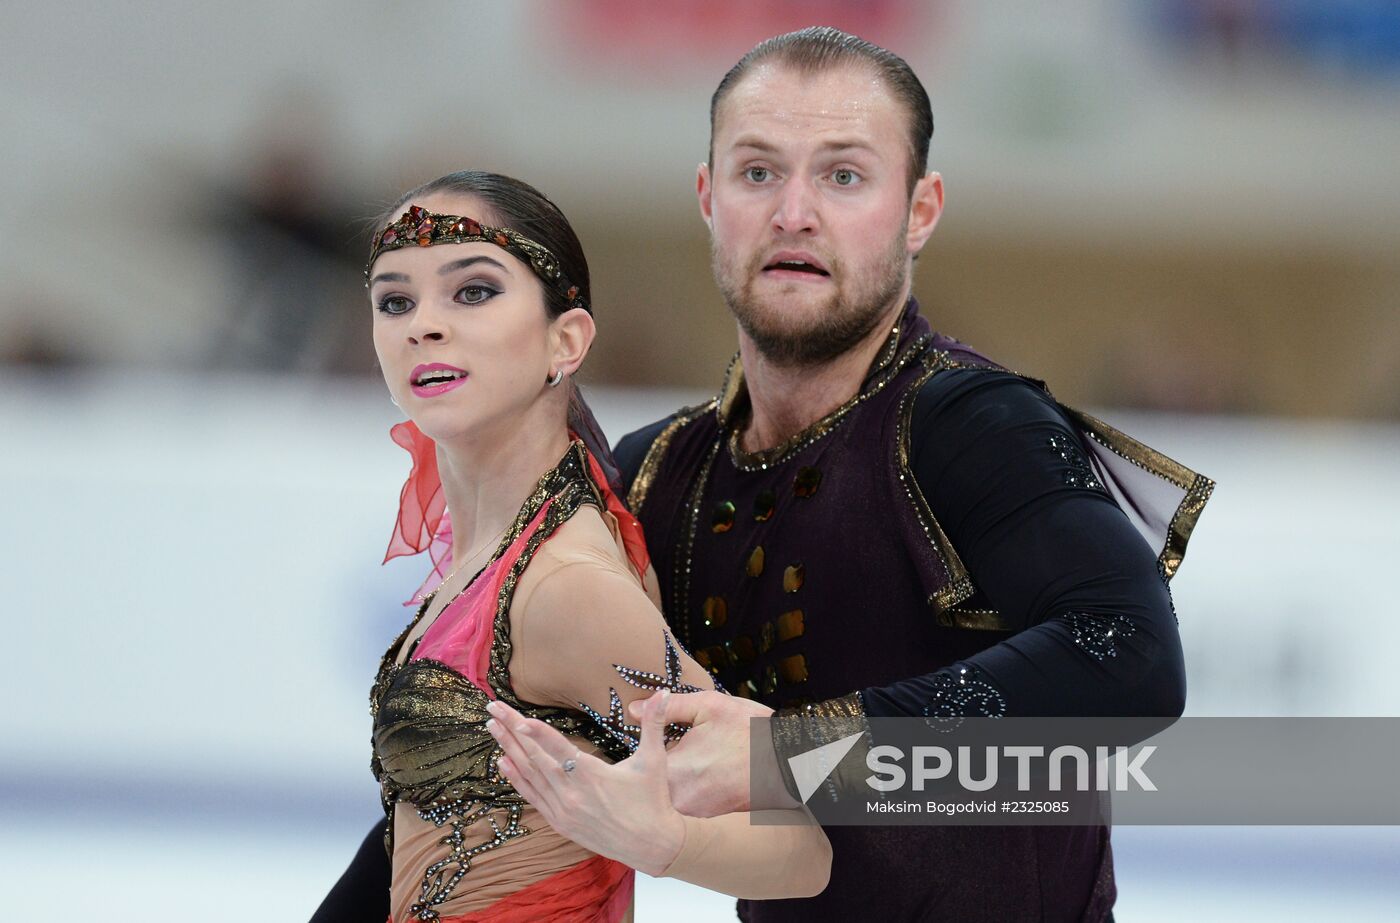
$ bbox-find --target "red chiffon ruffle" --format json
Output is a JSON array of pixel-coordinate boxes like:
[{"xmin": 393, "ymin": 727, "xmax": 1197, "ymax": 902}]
[{"xmin": 382, "ymin": 421, "xmax": 650, "ymax": 602}]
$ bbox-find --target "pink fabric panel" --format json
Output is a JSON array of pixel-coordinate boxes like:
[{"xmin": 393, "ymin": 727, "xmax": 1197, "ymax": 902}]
[{"xmin": 410, "ymin": 500, "xmax": 556, "ymax": 696}]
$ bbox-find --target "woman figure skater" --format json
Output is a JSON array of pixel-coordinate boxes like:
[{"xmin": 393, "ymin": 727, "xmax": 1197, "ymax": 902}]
[{"xmin": 358, "ymin": 171, "xmax": 829, "ymax": 922}]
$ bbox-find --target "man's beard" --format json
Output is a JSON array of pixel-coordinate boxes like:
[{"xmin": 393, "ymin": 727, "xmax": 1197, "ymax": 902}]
[{"xmin": 713, "ymin": 231, "xmax": 908, "ymax": 368}]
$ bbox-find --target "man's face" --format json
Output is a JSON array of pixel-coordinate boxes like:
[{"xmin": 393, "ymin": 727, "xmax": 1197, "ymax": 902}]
[{"xmin": 700, "ymin": 61, "xmax": 938, "ymax": 367}]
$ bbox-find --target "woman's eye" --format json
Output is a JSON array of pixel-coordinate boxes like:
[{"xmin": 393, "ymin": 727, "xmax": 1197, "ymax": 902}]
[
  {"xmin": 376, "ymin": 296, "xmax": 412, "ymax": 316},
  {"xmin": 831, "ymin": 169, "xmax": 859, "ymax": 186},
  {"xmin": 744, "ymin": 166, "xmax": 771, "ymax": 183},
  {"xmin": 457, "ymin": 284, "xmax": 499, "ymax": 305}
]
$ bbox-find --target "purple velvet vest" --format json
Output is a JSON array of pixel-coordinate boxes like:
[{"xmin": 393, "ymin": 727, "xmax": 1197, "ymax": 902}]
[{"xmin": 628, "ymin": 301, "xmax": 1115, "ymax": 922}]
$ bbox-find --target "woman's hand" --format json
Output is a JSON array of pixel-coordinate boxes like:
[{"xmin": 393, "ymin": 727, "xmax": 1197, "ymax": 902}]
[{"xmin": 485, "ymin": 692, "xmax": 687, "ymax": 877}]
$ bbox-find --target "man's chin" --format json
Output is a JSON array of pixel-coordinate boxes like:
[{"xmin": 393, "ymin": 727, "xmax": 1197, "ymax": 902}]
[
  {"xmin": 737, "ymin": 296, "xmax": 904, "ymax": 368},
  {"xmin": 738, "ymin": 314, "xmax": 831, "ymax": 353},
  {"xmin": 740, "ymin": 318, "xmax": 856, "ymax": 367},
  {"xmin": 736, "ymin": 287, "xmax": 837, "ymax": 330},
  {"xmin": 754, "ymin": 274, "xmax": 836, "ymax": 300}
]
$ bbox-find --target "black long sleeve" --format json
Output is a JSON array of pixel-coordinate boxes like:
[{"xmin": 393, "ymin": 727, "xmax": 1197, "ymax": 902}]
[
  {"xmin": 613, "ymin": 414, "xmax": 675, "ymax": 496},
  {"xmin": 308, "ymin": 822, "xmax": 391, "ymax": 923},
  {"xmin": 860, "ymin": 369, "xmax": 1186, "ymax": 720}
]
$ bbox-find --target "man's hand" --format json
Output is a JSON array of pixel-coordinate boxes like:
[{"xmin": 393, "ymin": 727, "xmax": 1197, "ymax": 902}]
[
  {"xmin": 631, "ymin": 690, "xmax": 800, "ymax": 816},
  {"xmin": 485, "ymin": 694, "xmax": 686, "ymax": 877}
]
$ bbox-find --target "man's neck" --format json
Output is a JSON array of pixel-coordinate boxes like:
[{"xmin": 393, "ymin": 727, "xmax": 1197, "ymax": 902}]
[{"xmin": 737, "ymin": 299, "xmax": 909, "ymax": 454}]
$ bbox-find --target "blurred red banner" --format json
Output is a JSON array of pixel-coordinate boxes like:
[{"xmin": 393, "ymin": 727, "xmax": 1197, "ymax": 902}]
[{"xmin": 547, "ymin": 0, "xmax": 941, "ymax": 78}]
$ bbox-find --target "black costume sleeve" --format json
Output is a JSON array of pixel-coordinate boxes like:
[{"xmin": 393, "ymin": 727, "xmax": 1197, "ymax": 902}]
[
  {"xmin": 613, "ymin": 415, "xmax": 676, "ymax": 497},
  {"xmin": 858, "ymin": 369, "xmax": 1186, "ymax": 720},
  {"xmin": 308, "ymin": 821, "xmax": 391, "ymax": 923}
]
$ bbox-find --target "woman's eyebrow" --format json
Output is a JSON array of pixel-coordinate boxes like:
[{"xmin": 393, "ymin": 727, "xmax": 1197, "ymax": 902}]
[
  {"xmin": 438, "ymin": 255, "xmax": 509, "ymax": 275},
  {"xmin": 368, "ymin": 271, "xmax": 408, "ymax": 286},
  {"xmin": 369, "ymin": 255, "xmax": 511, "ymax": 287}
]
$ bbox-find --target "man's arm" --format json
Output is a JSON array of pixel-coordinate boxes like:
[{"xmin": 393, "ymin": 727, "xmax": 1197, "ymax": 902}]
[
  {"xmin": 860, "ymin": 367, "xmax": 1185, "ymax": 719},
  {"xmin": 612, "ymin": 415, "xmax": 676, "ymax": 498},
  {"xmin": 661, "ymin": 368, "xmax": 1189, "ymax": 815}
]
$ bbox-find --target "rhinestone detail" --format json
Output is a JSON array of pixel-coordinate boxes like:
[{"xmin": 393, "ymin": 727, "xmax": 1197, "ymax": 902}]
[
  {"xmin": 1064, "ymin": 610, "xmax": 1137, "ymax": 660},
  {"xmin": 922, "ymin": 665, "xmax": 1008, "ymax": 733},
  {"xmin": 409, "ymin": 799, "xmax": 527, "ymax": 921},
  {"xmin": 1049, "ymin": 433, "xmax": 1104, "ymax": 492},
  {"xmin": 578, "ymin": 633, "xmax": 702, "ymax": 753}
]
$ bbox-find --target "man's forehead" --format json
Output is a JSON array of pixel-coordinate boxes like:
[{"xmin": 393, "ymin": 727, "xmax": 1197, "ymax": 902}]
[{"xmin": 714, "ymin": 61, "xmax": 901, "ymax": 147}]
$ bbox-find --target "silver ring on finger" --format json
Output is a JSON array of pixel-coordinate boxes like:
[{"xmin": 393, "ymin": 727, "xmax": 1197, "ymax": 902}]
[{"xmin": 561, "ymin": 750, "xmax": 580, "ymax": 774}]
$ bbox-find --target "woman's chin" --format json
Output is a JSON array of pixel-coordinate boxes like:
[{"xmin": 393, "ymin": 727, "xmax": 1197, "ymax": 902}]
[{"xmin": 405, "ymin": 409, "xmax": 479, "ymax": 445}]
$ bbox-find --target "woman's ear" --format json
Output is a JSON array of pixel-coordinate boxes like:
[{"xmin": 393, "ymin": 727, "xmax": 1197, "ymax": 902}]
[{"xmin": 550, "ymin": 307, "xmax": 596, "ymax": 378}]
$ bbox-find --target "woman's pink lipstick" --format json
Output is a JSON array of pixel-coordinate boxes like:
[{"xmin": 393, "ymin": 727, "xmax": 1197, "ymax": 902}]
[{"xmin": 410, "ymin": 363, "xmax": 469, "ymax": 398}]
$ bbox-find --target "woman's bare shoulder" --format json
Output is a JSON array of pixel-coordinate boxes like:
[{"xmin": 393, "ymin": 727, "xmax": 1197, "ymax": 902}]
[
  {"xmin": 532, "ymin": 504, "xmax": 628, "ymax": 570},
  {"xmin": 513, "ymin": 503, "xmax": 635, "ymax": 606}
]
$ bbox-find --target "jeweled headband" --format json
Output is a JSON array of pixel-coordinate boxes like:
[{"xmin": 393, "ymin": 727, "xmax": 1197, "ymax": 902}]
[{"xmin": 366, "ymin": 204, "xmax": 589, "ymax": 313}]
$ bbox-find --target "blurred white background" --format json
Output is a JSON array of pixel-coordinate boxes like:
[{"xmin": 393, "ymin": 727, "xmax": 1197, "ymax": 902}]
[{"xmin": 4, "ymin": 1, "xmax": 1400, "ymax": 919}]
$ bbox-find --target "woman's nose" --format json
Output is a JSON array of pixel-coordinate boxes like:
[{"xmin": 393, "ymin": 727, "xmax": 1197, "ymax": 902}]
[{"xmin": 406, "ymin": 301, "xmax": 449, "ymax": 345}]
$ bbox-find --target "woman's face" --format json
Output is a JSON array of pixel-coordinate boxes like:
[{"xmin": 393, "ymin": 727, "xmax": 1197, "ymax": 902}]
[{"xmin": 368, "ymin": 192, "xmax": 559, "ymax": 444}]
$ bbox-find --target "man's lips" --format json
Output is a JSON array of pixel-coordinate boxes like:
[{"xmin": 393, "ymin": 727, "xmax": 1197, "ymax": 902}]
[
  {"xmin": 762, "ymin": 252, "xmax": 830, "ymax": 280},
  {"xmin": 410, "ymin": 362, "xmax": 468, "ymax": 397}
]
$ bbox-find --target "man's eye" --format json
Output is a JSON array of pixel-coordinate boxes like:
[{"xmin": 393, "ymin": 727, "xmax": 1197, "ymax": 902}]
[
  {"xmin": 744, "ymin": 166, "xmax": 771, "ymax": 183},
  {"xmin": 832, "ymin": 169, "xmax": 860, "ymax": 186},
  {"xmin": 376, "ymin": 296, "xmax": 412, "ymax": 315},
  {"xmin": 458, "ymin": 284, "xmax": 499, "ymax": 305}
]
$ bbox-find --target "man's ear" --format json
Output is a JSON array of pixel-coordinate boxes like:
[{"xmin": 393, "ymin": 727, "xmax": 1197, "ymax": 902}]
[
  {"xmin": 906, "ymin": 171, "xmax": 944, "ymax": 255},
  {"xmin": 697, "ymin": 162, "xmax": 714, "ymax": 231},
  {"xmin": 551, "ymin": 307, "xmax": 596, "ymax": 377}
]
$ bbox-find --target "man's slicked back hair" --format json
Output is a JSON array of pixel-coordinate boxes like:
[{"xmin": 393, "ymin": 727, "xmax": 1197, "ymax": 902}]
[{"xmin": 708, "ymin": 26, "xmax": 934, "ymax": 195}]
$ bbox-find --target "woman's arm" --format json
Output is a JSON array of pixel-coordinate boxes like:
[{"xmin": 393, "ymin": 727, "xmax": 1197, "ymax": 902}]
[
  {"xmin": 491, "ymin": 520, "xmax": 831, "ymax": 898},
  {"xmin": 658, "ymin": 807, "xmax": 830, "ymax": 899},
  {"xmin": 489, "ymin": 693, "xmax": 830, "ymax": 899}
]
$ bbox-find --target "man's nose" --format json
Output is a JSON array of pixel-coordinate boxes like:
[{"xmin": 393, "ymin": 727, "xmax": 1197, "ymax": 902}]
[{"xmin": 771, "ymin": 177, "xmax": 819, "ymax": 235}]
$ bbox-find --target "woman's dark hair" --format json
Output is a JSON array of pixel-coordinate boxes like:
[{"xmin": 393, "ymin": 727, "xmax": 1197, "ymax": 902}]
[{"xmin": 380, "ymin": 171, "xmax": 590, "ymax": 319}]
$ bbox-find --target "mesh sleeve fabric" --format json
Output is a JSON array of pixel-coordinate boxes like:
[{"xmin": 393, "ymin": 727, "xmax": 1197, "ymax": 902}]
[{"xmin": 508, "ymin": 512, "xmax": 717, "ymax": 752}]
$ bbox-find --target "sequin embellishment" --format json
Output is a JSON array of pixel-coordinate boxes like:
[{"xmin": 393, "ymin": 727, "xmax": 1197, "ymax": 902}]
[
  {"xmin": 922, "ymin": 665, "xmax": 1008, "ymax": 732},
  {"xmin": 762, "ymin": 665, "xmax": 779, "ymax": 695},
  {"xmin": 776, "ymin": 609, "xmax": 805, "ymax": 641},
  {"xmin": 794, "ymin": 466, "xmax": 823, "ymax": 498},
  {"xmin": 1049, "ymin": 433, "xmax": 1104, "ymax": 492},
  {"xmin": 410, "ymin": 800, "xmax": 528, "ymax": 921},
  {"xmin": 702, "ymin": 595, "xmax": 728, "ymax": 628},
  {"xmin": 1064, "ymin": 611, "xmax": 1137, "ymax": 660},
  {"xmin": 754, "ymin": 489, "xmax": 776, "ymax": 522},
  {"xmin": 578, "ymin": 633, "xmax": 702, "ymax": 753},
  {"xmin": 711, "ymin": 500, "xmax": 736, "ymax": 533},
  {"xmin": 1157, "ymin": 560, "xmax": 1180, "ymax": 625},
  {"xmin": 778, "ymin": 654, "xmax": 808, "ymax": 684},
  {"xmin": 697, "ymin": 644, "xmax": 729, "ymax": 672}
]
